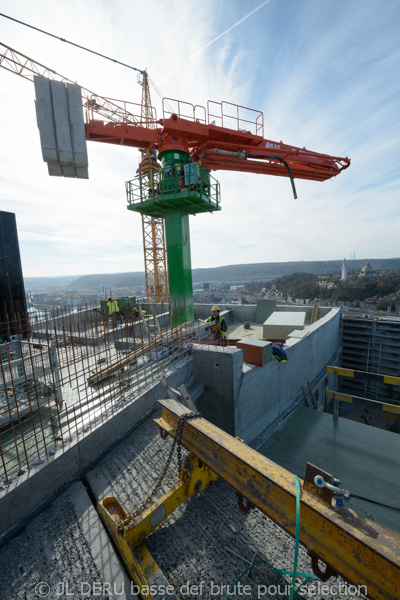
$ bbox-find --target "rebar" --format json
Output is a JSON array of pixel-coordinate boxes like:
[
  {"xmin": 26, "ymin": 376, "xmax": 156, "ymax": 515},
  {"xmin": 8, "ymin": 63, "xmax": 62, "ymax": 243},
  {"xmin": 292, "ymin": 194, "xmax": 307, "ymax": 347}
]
[{"xmin": 0, "ymin": 300, "xmax": 193, "ymax": 481}]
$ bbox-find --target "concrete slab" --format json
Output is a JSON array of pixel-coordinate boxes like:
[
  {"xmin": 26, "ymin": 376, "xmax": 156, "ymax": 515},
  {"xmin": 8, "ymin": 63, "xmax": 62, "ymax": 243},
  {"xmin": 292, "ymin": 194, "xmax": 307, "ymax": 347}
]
[
  {"xmin": 34, "ymin": 76, "xmax": 58, "ymax": 163},
  {"xmin": 258, "ymin": 406, "xmax": 400, "ymax": 532},
  {"xmin": 84, "ymin": 410, "xmax": 349, "ymax": 599},
  {"xmin": 51, "ymin": 80, "xmax": 74, "ymax": 165},
  {"xmin": 0, "ymin": 481, "xmax": 137, "ymax": 599},
  {"xmin": 228, "ymin": 321, "xmax": 264, "ymax": 340},
  {"xmin": 66, "ymin": 83, "xmax": 88, "ymax": 169}
]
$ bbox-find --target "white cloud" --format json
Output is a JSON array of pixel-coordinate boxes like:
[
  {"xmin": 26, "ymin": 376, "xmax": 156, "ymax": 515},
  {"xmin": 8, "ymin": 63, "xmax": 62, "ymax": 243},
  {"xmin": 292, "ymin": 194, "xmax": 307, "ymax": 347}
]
[{"xmin": 0, "ymin": 0, "xmax": 399, "ymax": 279}]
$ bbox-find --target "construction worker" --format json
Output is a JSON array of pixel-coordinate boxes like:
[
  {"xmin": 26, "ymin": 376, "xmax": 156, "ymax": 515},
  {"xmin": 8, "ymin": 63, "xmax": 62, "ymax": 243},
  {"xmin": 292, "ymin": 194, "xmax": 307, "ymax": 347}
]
[
  {"xmin": 272, "ymin": 345, "xmax": 288, "ymax": 362},
  {"xmin": 205, "ymin": 306, "xmax": 227, "ymax": 344},
  {"xmin": 107, "ymin": 296, "xmax": 122, "ymax": 326}
]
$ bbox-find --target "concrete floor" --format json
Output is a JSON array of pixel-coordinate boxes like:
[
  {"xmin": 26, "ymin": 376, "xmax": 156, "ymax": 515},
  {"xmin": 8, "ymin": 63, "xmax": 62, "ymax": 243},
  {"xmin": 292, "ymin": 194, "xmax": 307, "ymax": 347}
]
[
  {"xmin": 0, "ymin": 406, "xmax": 356, "ymax": 600},
  {"xmin": 0, "ymin": 481, "xmax": 135, "ymax": 600},
  {"xmin": 227, "ymin": 322, "xmax": 265, "ymax": 340},
  {"xmin": 259, "ymin": 406, "xmax": 400, "ymax": 532}
]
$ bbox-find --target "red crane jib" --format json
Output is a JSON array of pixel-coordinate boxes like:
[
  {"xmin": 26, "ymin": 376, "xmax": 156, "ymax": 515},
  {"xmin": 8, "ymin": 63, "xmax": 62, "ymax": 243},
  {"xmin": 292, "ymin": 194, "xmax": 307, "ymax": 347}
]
[{"xmin": 85, "ymin": 115, "xmax": 350, "ymax": 182}]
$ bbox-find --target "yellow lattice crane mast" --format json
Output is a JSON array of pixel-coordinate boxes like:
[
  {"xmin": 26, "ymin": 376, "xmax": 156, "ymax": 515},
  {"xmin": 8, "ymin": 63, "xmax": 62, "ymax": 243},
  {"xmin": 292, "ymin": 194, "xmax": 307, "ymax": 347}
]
[{"xmin": 137, "ymin": 71, "xmax": 168, "ymax": 303}]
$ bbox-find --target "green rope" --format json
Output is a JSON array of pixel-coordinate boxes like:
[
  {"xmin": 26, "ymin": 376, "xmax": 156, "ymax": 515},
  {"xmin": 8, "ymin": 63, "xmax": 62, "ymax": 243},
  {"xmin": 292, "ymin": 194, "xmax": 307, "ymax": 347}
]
[
  {"xmin": 289, "ymin": 475, "xmax": 301, "ymax": 599},
  {"xmin": 227, "ymin": 475, "xmax": 318, "ymax": 600}
]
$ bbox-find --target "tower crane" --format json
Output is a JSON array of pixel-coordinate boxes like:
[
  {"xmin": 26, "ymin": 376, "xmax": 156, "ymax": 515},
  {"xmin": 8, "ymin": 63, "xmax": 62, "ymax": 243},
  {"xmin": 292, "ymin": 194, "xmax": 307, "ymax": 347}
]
[
  {"xmin": 0, "ymin": 42, "xmax": 167, "ymax": 303},
  {"xmin": 136, "ymin": 71, "xmax": 168, "ymax": 304},
  {"xmin": 0, "ymin": 41, "xmax": 351, "ymax": 324}
]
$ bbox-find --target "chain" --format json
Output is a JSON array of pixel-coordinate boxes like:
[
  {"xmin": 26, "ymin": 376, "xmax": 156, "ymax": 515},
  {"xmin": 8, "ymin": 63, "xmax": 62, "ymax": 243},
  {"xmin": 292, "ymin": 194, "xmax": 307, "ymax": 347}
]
[{"xmin": 127, "ymin": 411, "xmax": 202, "ymax": 521}]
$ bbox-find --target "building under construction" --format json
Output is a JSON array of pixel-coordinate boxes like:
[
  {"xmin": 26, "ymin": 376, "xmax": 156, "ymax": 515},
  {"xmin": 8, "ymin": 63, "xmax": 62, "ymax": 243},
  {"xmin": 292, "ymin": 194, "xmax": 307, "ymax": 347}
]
[
  {"xmin": 0, "ymin": 296, "xmax": 399, "ymax": 600},
  {"xmin": 0, "ymin": 41, "xmax": 399, "ymax": 600}
]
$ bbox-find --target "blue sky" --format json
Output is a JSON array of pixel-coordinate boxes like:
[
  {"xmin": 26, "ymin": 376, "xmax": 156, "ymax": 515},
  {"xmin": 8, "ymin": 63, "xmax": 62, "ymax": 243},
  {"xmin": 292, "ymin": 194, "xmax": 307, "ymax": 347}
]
[{"xmin": 0, "ymin": 0, "xmax": 399, "ymax": 277}]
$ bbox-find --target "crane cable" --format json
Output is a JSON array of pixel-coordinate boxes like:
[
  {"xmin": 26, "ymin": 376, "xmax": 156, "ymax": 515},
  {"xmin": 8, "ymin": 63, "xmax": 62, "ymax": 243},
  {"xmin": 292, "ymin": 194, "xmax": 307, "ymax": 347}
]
[
  {"xmin": 0, "ymin": 13, "xmax": 173, "ymax": 114},
  {"xmin": 0, "ymin": 13, "xmax": 144, "ymax": 74}
]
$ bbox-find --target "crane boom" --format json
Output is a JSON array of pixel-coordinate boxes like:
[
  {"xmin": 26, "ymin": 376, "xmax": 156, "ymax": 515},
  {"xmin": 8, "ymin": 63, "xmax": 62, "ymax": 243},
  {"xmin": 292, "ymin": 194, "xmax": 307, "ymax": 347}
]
[
  {"xmin": 0, "ymin": 42, "xmax": 144, "ymax": 125},
  {"xmin": 85, "ymin": 109, "xmax": 349, "ymax": 183},
  {"xmin": 1, "ymin": 42, "xmax": 351, "ymax": 324},
  {"xmin": 0, "ymin": 42, "xmax": 167, "ymax": 304}
]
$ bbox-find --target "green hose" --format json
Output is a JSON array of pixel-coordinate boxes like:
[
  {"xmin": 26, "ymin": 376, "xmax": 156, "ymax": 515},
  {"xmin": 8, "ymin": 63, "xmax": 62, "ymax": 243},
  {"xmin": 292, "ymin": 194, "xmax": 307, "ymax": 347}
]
[{"xmin": 227, "ymin": 475, "xmax": 318, "ymax": 600}]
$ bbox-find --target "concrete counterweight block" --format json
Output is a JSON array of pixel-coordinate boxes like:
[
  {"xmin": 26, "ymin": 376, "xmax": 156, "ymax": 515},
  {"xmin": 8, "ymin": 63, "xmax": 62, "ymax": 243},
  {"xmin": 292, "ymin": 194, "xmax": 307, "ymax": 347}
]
[
  {"xmin": 34, "ymin": 76, "xmax": 59, "ymax": 164},
  {"xmin": 51, "ymin": 80, "xmax": 74, "ymax": 165},
  {"xmin": 34, "ymin": 75, "xmax": 88, "ymax": 178}
]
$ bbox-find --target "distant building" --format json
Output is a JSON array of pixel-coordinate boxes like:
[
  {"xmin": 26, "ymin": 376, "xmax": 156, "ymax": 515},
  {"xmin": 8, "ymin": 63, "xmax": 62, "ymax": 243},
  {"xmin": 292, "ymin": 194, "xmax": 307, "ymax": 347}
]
[
  {"xmin": 360, "ymin": 262, "xmax": 376, "ymax": 277},
  {"xmin": 0, "ymin": 211, "xmax": 28, "ymax": 341},
  {"xmin": 341, "ymin": 259, "xmax": 347, "ymax": 281}
]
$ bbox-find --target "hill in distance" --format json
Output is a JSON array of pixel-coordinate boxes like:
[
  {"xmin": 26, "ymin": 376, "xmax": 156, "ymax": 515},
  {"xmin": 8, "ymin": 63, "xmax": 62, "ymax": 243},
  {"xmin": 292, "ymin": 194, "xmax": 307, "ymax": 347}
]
[{"xmin": 24, "ymin": 258, "xmax": 400, "ymax": 291}]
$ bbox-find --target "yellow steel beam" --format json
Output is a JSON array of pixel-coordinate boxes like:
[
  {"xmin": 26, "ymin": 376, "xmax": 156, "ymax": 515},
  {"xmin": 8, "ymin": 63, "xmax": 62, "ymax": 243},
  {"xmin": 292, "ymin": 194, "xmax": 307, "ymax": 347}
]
[
  {"xmin": 326, "ymin": 390, "xmax": 400, "ymax": 415},
  {"xmin": 327, "ymin": 365, "xmax": 400, "ymax": 386},
  {"xmin": 98, "ymin": 497, "xmax": 177, "ymax": 599},
  {"xmin": 98, "ymin": 454, "xmax": 217, "ymax": 599},
  {"xmin": 155, "ymin": 399, "xmax": 400, "ymax": 600}
]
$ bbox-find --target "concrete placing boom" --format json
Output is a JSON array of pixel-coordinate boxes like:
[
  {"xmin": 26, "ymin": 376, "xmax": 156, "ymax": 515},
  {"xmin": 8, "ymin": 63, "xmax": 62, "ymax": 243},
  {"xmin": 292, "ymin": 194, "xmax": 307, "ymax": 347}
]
[
  {"xmin": 85, "ymin": 97, "xmax": 350, "ymax": 324},
  {"xmin": 0, "ymin": 41, "xmax": 350, "ymax": 324}
]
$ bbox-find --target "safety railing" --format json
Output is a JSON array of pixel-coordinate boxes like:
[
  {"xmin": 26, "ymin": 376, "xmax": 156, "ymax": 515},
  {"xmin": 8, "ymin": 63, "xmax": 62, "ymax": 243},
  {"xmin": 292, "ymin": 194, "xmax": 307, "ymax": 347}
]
[
  {"xmin": 162, "ymin": 97, "xmax": 206, "ymax": 124},
  {"xmin": 162, "ymin": 96, "xmax": 264, "ymax": 137},
  {"xmin": 326, "ymin": 365, "xmax": 400, "ymax": 424},
  {"xmin": 126, "ymin": 166, "xmax": 221, "ymax": 214},
  {"xmin": 85, "ymin": 95, "xmax": 157, "ymax": 125},
  {"xmin": 208, "ymin": 100, "xmax": 264, "ymax": 137}
]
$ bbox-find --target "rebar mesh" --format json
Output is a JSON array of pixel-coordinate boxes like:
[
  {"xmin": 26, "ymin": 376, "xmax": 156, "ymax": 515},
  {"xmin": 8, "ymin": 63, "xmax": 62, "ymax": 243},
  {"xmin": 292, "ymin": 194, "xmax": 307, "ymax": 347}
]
[{"xmin": 0, "ymin": 301, "xmax": 195, "ymax": 482}]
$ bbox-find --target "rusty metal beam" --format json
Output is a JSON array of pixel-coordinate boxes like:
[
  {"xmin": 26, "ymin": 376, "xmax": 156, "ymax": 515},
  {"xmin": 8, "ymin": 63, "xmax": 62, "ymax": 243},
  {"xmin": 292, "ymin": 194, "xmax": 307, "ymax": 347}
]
[{"xmin": 155, "ymin": 399, "xmax": 400, "ymax": 600}]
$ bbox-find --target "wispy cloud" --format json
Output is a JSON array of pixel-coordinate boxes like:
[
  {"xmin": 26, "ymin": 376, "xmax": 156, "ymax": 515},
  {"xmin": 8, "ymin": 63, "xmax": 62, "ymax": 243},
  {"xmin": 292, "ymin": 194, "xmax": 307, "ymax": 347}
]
[{"xmin": 0, "ymin": 0, "xmax": 399, "ymax": 277}]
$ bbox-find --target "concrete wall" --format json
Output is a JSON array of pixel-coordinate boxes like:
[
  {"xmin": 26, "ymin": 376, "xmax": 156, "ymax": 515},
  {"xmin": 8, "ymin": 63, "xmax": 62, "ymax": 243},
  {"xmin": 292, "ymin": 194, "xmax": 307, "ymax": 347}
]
[
  {"xmin": 0, "ymin": 359, "xmax": 195, "ymax": 537},
  {"xmin": 194, "ymin": 303, "xmax": 257, "ymax": 322},
  {"xmin": 194, "ymin": 302, "xmax": 332, "ymax": 324},
  {"xmin": 33, "ymin": 307, "xmax": 102, "ymax": 334},
  {"xmin": 192, "ymin": 346, "xmax": 242, "ymax": 435},
  {"xmin": 192, "ymin": 308, "xmax": 341, "ymax": 446},
  {"xmin": 235, "ymin": 308, "xmax": 341, "ymax": 444}
]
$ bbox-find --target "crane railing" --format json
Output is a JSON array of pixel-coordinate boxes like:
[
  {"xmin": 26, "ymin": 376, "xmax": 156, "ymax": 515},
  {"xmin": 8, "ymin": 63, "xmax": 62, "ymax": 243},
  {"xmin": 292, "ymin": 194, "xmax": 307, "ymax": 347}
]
[
  {"xmin": 208, "ymin": 100, "xmax": 264, "ymax": 137},
  {"xmin": 126, "ymin": 167, "xmax": 220, "ymax": 217},
  {"xmin": 162, "ymin": 97, "xmax": 207, "ymax": 124},
  {"xmin": 160, "ymin": 95, "xmax": 264, "ymax": 137},
  {"xmin": 85, "ymin": 95, "xmax": 157, "ymax": 125},
  {"xmin": 0, "ymin": 42, "xmax": 143, "ymax": 125}
]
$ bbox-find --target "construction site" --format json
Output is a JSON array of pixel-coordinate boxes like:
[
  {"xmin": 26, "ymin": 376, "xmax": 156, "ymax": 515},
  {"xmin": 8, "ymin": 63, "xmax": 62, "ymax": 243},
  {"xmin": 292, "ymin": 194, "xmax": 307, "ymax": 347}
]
[{"xmin": 1, "ymin": 7, "xmax": 400, "ymax": 600}]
